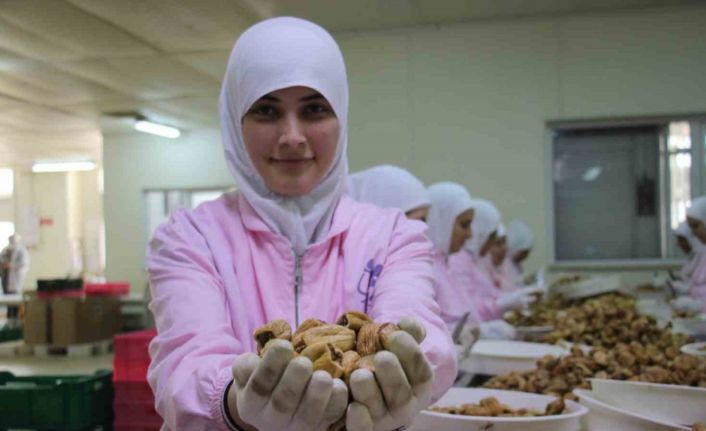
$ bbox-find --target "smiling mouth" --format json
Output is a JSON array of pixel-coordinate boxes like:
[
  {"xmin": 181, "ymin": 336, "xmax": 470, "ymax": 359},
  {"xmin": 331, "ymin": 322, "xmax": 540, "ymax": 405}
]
[{"xmin": 270, "ymin": 158, "xmax": 315, "ymax": 163}]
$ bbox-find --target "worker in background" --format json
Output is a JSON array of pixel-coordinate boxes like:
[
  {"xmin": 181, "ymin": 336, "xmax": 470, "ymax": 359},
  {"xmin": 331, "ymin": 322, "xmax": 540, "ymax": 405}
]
[
  {"xmin": 505, "ymin": 219, "xmax": 535, "ymax": 284},
  {"xmin": 478, "ymin": 223, "xmax": 519, "ymax": 292},
  {"xmin": 146, "ymin": 17, "xmax": 455, "ymax": 431},
  {"xmin": 347, "ymin": 164, "xmax": 430, "ymax": 221},
  {"xmin": 674, "ymin": 197, "xmax": 706, "ymax": 313},
  {"xmin": 425, "ymin": 184, "xmax": 517, "ymax": 344},
  {"xmin": 0, "ymin": 234, "xmax": 29, "ymax": 325},
  {"xmin": 673, "ymin": 221, "xmax": 701, "ymax": 284},
  {"xmin": 448, "ymin": 199, "xmax": 539, "ymax": 322}
]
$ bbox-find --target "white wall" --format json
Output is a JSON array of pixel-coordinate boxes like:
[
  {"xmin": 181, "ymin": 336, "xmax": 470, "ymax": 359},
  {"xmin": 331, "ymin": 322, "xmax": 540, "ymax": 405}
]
[
  {"xmin": 103, "ymin": 4, "xmax": 706, "ymax": 295},
  {"xmin": 103, "ymin": 129, "xmax": 231, "ymax": 294}
]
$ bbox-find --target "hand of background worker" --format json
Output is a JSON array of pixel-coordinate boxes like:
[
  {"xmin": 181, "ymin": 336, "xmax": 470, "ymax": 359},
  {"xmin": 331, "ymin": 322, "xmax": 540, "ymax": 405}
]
[
  {"xmin": 497, "ymin": 289, "xmax": 537, "ymax": 312},
  {"xmin": 671, "ymin": 295, "xmax": 704, "ymax": 314},
  {"xmin": 479, "ymin": 319, "xmax": 517, "ymax": 340},
  {"xmin": 345, "ymin": 317, "xmax": 433, "ymax": 431},
  {"xmin": 456, "ymin": 324, "xmax": 481, "ymax": 360},
  {"xmin": 669, "ymin": 280, "xmax": 691, "ymax": 295},
  {"xmin": 228, "ymin": 339, "xmax": 348, "ymax": 431}
]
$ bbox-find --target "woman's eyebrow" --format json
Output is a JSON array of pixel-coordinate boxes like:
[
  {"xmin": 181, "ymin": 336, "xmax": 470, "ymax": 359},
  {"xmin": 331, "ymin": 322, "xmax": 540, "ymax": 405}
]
[
  {"xmin": 259, "ymin": 94, "xmax": 279, "ymax": 102},
  {"xmin": 301, "ymin": 93, "xmax": 324, "ymax": 102}
]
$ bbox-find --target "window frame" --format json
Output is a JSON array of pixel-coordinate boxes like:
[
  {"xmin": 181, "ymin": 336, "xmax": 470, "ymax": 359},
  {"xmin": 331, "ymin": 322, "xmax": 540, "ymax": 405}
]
[{"xmin": 546, "ymin": 114, "xmax": 706, "ymax": 267}]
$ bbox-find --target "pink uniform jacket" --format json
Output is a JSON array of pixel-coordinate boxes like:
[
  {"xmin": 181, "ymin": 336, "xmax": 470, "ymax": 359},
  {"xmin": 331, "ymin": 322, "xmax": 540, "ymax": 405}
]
[
  {"xmin": 686, "ymin": 247, "xmax": 706, "ymax": 312},
  {"xmin": 446, "ymin": 249, "xmax": 502, "ymax": 322},
  {"xmin": 478, "ymin": 254, "xmax": 518, "ymax": 293},
  {"xmin": 146, "ymin": 192, "xmax": 457, "ymax": 430}
]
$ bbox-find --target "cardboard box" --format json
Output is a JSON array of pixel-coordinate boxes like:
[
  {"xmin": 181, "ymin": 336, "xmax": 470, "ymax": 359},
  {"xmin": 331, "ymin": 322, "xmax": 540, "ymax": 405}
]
[
  {"xmin": 23, "ymin": 297, "xmax": 50, "ymax": 345},
  {"xmin": 51, "ymin": 296, "xmax": 123, "ymax": 347}
]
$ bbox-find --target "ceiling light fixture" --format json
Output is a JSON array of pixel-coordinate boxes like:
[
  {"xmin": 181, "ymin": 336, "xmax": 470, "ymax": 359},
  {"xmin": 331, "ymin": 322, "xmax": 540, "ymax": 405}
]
[
  {"xmin": 134, "ymin": 119, "xmax": 181, "ymax": 139},
  {"xmin": 32, "ymin": 160, "xmax": 96, "ymax": 173}
]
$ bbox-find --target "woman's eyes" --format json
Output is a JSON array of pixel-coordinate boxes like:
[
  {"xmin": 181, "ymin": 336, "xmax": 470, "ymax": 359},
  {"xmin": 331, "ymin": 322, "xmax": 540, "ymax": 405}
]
[
  {"xmin": 302, "ymin": 103, "xmax": 333, "ymax": 117},
  {"xmin": 247, "ymin": 104, "xmax": 279, "ymax": 119}
]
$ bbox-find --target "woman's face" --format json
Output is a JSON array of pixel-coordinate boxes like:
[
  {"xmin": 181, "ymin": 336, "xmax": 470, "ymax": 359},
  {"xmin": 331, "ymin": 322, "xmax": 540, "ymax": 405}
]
[
  {"xmin": 513, "ymin": 249, "xmax": 531, "ymax": 265},
  {"xmin": 479, "ymin": 231, "xmax": 497, "ymax": 257},
  {"xmin": 242, "ymin": 86, "xmax": 340, "ymax": 197},
  {"xmin": 490, "ymin": 236, "xmax": 508, "ymax": 267},
  {"xmin": 688, "ymin": 216, "xmax": 706, "ymax": 243},
  {"xmin": 676, "ymin": 235, "xmax": 692, "ymax": 255},
  {"xmin": 405, "ymin": 206, "xmax": 429, "ymax": 222},
  {"xmin": 449, "ymin": 209, "xmax": 474, "ymax": 254}
]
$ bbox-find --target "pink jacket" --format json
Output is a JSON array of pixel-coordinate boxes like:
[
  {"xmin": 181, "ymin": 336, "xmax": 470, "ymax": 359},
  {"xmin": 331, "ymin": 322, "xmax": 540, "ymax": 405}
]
[
  {"xmin": 478, "ymin": 255, "xmax": 518, "ymax": 293},
  {"xmin": 686, "ymin": 247, "xmax": 706, "ymax": 312},
  {"xmin": 447, "ymin": 249, "xmax": 502, "ymax": 322},
  {"xmin": 432, "ymin": 250, "xmax": 476, "ymax": 333},
  {"xmin": 146, "ymin": 192, "xmax": 457, "ymax": 430}
]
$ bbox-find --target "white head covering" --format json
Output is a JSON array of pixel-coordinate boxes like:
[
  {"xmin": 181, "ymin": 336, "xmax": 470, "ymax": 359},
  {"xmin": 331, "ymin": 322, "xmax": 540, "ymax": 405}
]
[
  {"xmin": 465, "ymin": 199, "xmax": 501, "ymax": 255},
  {"xmin": 347, "ymin": 165, "xmax": 430, "ymax": 213},
  {"xmin": 496, "ymin": 223, "xmax": 507, "ymax": 239},
  {"xmin": 687, "ymin": 196, "xmax": 706, "ymax": 225},
  {"xmin": 426, "ymin": 182, "xmax": 474, "ymax": 255},
  {"xmin": 507, "ymin": 219, "xmax": 534, "ymax": 254},
  {"xmin": 220, "ymin": 17, "xmax": 349, "ymax": 253},
  {"xmin": 674, "ymin": 221, "xmax": 699, "ymax": 250}
]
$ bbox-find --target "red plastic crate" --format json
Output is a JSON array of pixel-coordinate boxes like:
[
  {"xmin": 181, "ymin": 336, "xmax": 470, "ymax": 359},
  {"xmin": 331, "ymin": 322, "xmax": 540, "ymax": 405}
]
[
  {"xmin": 113, "ymin": 330, "xmax": 156, "ymax": 382},
  {"xmin": 113, "ymin": 362, "xmax": 151, "ymax": 383},
  {"xmin": 114, "ymin": 400, "xmax": 161, "ymax": 427},
  {"xmin": 86, "ymin": 281, "xmax": 130, "ymax": 296},
  {"xmin": 114, "ymin": 380, "xmax": 154, "ymax": 403}
]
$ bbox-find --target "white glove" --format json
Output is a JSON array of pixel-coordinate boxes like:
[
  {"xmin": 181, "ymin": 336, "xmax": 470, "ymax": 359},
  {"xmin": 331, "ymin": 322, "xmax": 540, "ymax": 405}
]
[
  {"xmin": 229, "ymin": 339, "xmax": 348, "ymax": 431},
  {"xmin": 479, "ymin": 320, "xmax": 517, "ymax": 340},
  {"xmin": 345, "ymin": 317, "xmax": 433, "ymax": 431},
  {"xmin": 497, "ymin": 290, "xmax": 537, "ymax": 312},
  {"xmin": 456, "ymin": 324, "xmax": 481, "ymax": 360},
  {"xmin": 671, "ymin": 296, "xmax": 704, "ymax": 314},
  {"xmin": 669, "ymin": 280, "xmax": 690, "ymax": 295}
]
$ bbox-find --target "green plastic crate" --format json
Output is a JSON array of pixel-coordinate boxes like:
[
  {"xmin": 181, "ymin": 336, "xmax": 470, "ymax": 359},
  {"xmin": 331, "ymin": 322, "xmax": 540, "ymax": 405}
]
[
  {"xmin": 0, "ymin": 326, "xmax": 22, "ymax": 343},
  {"xmin": 0, "ymin": 370, "xmax": 113, "ymax": 430}
]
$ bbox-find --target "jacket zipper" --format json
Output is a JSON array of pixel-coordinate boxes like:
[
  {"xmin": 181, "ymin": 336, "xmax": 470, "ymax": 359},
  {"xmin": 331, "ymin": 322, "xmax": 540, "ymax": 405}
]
[{"xmin": 293, "ymin": 251, "xmax": 303, "ymax": 327}]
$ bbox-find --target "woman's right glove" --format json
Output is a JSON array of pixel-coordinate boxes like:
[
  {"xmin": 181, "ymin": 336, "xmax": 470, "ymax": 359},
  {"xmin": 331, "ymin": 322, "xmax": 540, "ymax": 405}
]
[{"xmin": 228, "ymin": 339, "xmax": 348, "ymax": 431}]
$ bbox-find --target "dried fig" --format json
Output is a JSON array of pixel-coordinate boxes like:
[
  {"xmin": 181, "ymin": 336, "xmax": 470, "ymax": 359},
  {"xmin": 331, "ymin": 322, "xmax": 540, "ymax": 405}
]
[{"xmin": 253, "ymin": 319, "xmax": 292, "ymax": 355}]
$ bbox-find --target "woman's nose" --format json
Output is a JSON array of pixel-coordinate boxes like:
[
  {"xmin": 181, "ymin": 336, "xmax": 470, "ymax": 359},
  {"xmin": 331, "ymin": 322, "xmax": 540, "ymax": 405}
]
[{"xmin": 278, "ymin": 113, "xmax": 306, "ymax": 147}]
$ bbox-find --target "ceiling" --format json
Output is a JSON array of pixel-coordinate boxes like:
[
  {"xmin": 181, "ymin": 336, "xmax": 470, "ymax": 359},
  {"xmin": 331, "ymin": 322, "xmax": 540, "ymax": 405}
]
[{"xmin": 0, "ymin": 0, "xmax": 695, "ymax": 166}]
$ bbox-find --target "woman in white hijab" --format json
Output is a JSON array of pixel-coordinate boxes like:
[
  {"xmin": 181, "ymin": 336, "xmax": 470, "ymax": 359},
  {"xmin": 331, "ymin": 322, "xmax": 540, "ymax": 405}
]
[
  {"xmin": 671, "ymin": 198, "xmax": 706, "ymax": 313},
  {"xmin": 425, "ymin": 184, "xmax": 517, "ymax": 343},
  {"xmin": 348, "ymin": 164, "xmax": 431, "ymax": 221},
  {"xmin": 448, "ymin": 200, "xmax": 538, "ymax": 322},
  {"xmin": 147, "ymin": 17, "xmax": 455, "ymax": 431},
  {"xmin": 506, "ymin": 219, "xmax": 534, "ymax": 281}
]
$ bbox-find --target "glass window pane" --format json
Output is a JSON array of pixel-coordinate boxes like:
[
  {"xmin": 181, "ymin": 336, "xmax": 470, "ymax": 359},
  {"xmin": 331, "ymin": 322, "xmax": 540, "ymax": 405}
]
[{"xmin": 553, "ymin": 127, "xmax": 661, "ymax": 260}]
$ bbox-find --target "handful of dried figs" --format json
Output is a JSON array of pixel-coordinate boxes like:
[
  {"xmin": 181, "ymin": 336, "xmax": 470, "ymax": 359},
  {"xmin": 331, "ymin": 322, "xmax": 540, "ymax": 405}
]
[
  {"xmin": 253, "ymin": 311, "xmax": 401, "ymax": 384},
  {"xmin": 430, "ymin": 396, "xmax": 565, "ymax": 417}
]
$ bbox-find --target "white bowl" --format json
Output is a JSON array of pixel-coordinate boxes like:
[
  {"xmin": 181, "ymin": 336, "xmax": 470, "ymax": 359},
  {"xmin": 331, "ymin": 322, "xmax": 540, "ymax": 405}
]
[
  {"xmin": 575, "ymin": 388, "xmax": 697, "ymax": 431},
  {"xmin": 458, "ymin": 340, "xmax": 569, "ymax": 375},
  {"xmin": 551, "ymin": 275, "xmax": 622, "ymax": 300},
  {"xmin": 589, "ymin": 379, "xmax": 706, "ymax": 427},
  {"xmin": 408, "ymin": 388, "xmax": 587, "ymax": 431},
  {"xmin": 671, "ymin": 314, "xmax": 706, "ymax": 340},
  {"xmin": 681, "ymin": 342, "xmax": 706, "ymax": 357}
]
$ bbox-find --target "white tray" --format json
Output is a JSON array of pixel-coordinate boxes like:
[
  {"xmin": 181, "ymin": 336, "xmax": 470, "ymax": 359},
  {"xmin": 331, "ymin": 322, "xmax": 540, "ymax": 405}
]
[
  {"xmin": 681, "ymin": 342, "xmax": 706, "ymax": 357},
  {"xmin": 551, "ymin": 275, "xmax": 621, "ymax": 300},
  {"xmin": 408, "ymin": 388, "xmax": 587, "ymax": 431},
  {"xmin": 458, "ymin": 340, "xmax": 569, "ymax": 375}
]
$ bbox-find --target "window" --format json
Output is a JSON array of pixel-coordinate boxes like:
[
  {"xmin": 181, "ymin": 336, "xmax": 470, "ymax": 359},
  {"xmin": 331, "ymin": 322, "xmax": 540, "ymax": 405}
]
[
  {"xmin": 0, "ymin": 169, "xmax": 13, "ymax": 199},
  {"xmin": 550, "ymin": 117, "xmax": 706, "ymax": 263},
  {"xmin": 143, "ymin": 187, "xmax": 232, "ymax": 242}
]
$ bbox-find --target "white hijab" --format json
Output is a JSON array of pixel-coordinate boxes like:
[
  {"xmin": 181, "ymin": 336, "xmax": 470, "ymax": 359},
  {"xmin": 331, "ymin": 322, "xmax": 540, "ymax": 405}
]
[
  {"xmin": 674, "ymin": 221, "xmax": 700, "ymax": 251},
  {"xmin": 426, "ymin": 182, "xmax": 474, "ymax": 256},
  {"xmin": 465, "ymin": 199, "xmax": 501, "ymax": 256},
  {"xmin": 220, "ymin": 17, "xmax": 349, "ymax": 253},
  {"xmin": 687, "ymin": 196, "xmax": 706, "ymax": 225},
  {"xmin": 507, "ymin": 219, "xmax": 534, "ymax": 254},
  {"xmin": 347, "ymin": 165, "xmax": 430, "ymax": 213}
]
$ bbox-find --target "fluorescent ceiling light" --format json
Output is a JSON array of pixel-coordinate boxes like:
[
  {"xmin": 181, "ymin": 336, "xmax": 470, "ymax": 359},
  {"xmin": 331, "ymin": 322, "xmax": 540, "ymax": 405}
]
[
  {"xmin": 32, "ymin": 160, "xmax": 96, "ymax": 173},
  {"xmin": 582, "ymin": 166, "xmax": 603, "ymax": 182},
  {"xmin": 134, "ymin": 119, "xmax": 181, "ymax": 139}
]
